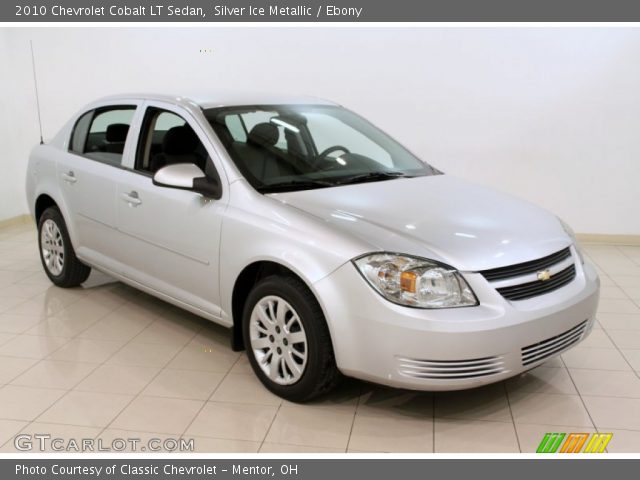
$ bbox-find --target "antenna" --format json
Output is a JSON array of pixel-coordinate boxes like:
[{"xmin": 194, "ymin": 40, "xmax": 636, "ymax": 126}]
[{"xmin": 30, "ymin": 40, "xmax": 44, "ymax": 144}]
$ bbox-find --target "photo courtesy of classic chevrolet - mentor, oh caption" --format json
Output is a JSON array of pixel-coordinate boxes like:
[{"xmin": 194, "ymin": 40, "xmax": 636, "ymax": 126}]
[{"xmin": 25, "ymin": 92, "xmax": 600, "ymax": 402}]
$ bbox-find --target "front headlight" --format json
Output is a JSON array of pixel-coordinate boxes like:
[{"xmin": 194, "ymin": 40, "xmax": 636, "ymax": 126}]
[
  {"xmin": 353, "ymin": 253, "xmax": 478, "ymax": 308},
  {"xmin": 558, "ymin": 217, "xmax": 585, "ymax": 264}
]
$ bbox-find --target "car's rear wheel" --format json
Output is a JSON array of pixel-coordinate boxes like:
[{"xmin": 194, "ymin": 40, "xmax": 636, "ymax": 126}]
[
  {"xmin": 242, "ymin": 275, "xmax": 340, "ymax": 402},
  {"xmin": 38, "ymin": 207, "xmax": 91, "ymax": 287}
]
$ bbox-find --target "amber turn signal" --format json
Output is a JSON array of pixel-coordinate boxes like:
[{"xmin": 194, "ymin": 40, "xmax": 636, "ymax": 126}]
[{"xmin": 400, "ymin": 271, "xmax": 417, "ymax": 293}]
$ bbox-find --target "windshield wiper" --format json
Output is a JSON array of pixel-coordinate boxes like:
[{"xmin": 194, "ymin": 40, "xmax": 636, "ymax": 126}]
[
  {"xmin": 334, "ymin": 171, "xmax": 412, "ymax": 186},
  {"xmin": 260, "ymin": 179, "xmax": 334, "ymax": 193},
  {"xmin": 261, "ymin": 171, "xmax": 412, "ymax": 193}
]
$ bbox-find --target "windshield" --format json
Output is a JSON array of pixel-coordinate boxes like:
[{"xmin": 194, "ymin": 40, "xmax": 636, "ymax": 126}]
[{"xmin": 205, "ymin": 105, "xmax": 440, "ymax": 193}]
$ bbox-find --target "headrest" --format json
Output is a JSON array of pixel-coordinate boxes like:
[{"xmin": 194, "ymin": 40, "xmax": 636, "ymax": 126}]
[
  {"xmin": 105, "ymin": 123, "xmax": 129, "ymax": 142},
  {"xmin": 248, "ymin": 123, "xmax": 279, "ymax": 147},
  {"xmin": 163, "ymin": 126, "xmax": 199, "ymax": 155}
]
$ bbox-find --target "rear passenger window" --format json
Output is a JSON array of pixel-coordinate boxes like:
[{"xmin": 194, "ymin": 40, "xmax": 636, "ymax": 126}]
[{"xmin": 70, "ymin": 106, "xmax": 136, "ymax": 166}]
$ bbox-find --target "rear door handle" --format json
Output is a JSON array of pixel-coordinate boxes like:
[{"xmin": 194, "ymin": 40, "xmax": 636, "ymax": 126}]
[
  {"xmin": 61, "ymin": 171, "xmax": 77, "ymax": 184},
  {"xmin": 121, "ymin": 191, "xmax": 142, "ymax": 206}
]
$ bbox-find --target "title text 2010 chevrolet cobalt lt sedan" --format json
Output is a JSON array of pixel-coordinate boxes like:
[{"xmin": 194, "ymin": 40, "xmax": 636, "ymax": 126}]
[{"xmin": 25, "ymin": 93, "xmax": 599, "ymax": 401}]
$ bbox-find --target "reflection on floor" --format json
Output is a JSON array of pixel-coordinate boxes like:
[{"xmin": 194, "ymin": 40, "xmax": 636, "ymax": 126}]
[{"xmin": 1, "ymin": 222, "xmax": 640, "ymax": 453}]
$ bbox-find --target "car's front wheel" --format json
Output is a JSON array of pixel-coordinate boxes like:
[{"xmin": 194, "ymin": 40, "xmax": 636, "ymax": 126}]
[
  {"xmin": 38, "ymin": 207, "xmax": 91, "ymax": 287},
  {"xmin": 242, "ymin": 275, "xmax": 340, "ymax": 402}
]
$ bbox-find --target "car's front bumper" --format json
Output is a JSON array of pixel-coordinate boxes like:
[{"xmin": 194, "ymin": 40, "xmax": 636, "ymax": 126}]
[{"xmin": 313, "ymin": 248, "xmax": 600, "ymax": 390}]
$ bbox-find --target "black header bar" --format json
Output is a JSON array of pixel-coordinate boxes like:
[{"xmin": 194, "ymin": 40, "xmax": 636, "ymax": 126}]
[{"xmin": 4, "ymin": 0, "xmax": 640, "ymax": 23}]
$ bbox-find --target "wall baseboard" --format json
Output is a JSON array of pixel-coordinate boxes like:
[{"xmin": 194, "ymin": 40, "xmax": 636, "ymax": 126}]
[
  {"xmin": 0, "ymin": 214, "xmax": 32, "ymax": 230},
  {"xmin": 577, "ymin": 233, "xmax": 640, "ymax": 246}
]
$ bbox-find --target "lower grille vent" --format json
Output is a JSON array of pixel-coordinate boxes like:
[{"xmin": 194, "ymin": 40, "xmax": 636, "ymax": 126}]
[
  {"xmin": 397, "ymin": 356, "xmax": 506, "ymax": 380},
  {"xmin": 521, "ymin": 320, "xmax": 588, "ymax": 366}
]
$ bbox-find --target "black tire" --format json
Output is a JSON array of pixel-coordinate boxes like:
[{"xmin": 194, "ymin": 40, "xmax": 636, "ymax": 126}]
[
  {"xmin": 37, "ymin": 207, "xmax": 91, "ymax": 288},
  {"xmin": 242, "ymin": 275, "xmax": 341, "ymax": 402}
]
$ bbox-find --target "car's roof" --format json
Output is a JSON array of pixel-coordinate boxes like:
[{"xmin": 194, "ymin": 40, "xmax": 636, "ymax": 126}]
[{"xmin": 95, "ymin": 91, "xmax": 338, "ymax": 109}]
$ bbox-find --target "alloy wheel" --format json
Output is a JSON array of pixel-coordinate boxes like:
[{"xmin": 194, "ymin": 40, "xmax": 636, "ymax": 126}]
[
  {"xmin": 249, "ymin": 295, "xmax": 308, "ymax": 385},
  {"xmin": 41, "ymin": 219, "xmax": 64, "ymax": 276}
]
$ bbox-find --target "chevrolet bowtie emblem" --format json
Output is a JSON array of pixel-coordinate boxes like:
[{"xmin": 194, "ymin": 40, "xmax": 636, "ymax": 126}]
[{"xmin": 537, "ymin": 269, "xmax": 552, "ymax": 281}]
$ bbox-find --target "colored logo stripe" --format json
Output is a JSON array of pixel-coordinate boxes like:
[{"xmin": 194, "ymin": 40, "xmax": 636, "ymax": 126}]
[
  {"xmin": 536, "ymin": 432, "xmax": 613, "ymax": 453},
  {"xmin": 536, "ymin": 433, "xmax": 565, "ymax": 453},
  {"xmin": 583, "ymin": 433, "xmax": 613, "ymax": 453},
  {"xmin": 560, "ymin": 433, "xmax": 590, "ymax": 453}
]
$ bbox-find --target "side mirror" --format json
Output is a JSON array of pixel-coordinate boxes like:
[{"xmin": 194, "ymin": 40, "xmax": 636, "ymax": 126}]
[{"xmin": 152, "ymin": 163, "xmax": 222, "ymax": 199}]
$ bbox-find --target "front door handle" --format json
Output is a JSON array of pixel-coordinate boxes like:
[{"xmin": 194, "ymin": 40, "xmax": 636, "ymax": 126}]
[
  {"xmin": 121, "ymin": 191, "xmax": 142, "ymax": 206},
  {"xmin": 61, "ymin": 171, "xmax": 77, "ymax": 184}
]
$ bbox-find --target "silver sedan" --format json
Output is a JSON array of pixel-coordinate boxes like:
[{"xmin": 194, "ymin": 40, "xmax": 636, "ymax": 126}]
[{"xmin": 25, "ymin": 93, "xmax": 600, "ymax": 401}]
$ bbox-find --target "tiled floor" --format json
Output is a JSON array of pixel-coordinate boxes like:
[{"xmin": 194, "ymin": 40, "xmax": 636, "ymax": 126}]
[{"xmin": 1, "ymin": 222, "xmax": 640, "ymax": 453}]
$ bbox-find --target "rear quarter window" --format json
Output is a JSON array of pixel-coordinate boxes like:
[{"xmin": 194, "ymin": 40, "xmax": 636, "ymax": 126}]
[{"xmin": 69, "ymin": 111, "xmax": 93, "ymax": 154}]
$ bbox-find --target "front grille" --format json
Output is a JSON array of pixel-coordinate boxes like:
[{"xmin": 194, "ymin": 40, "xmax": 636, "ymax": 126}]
[
  {"xmin": 480, "ymin": 247, "xmax": 572, "ymax": 282},
  {"xmin": 479, "ymin": 247, "xmax": 576, "ymax": 301},
  {"xmin": 521, "ymin": 320, "xmax": 588, "ymax": 366},
  {"xmin": 397, "ymin": 356, "xmax": 506, "ymax": 380},
  {"xmin": 496, "ymin": 264, "xmax": 576, "ymax": 301}
]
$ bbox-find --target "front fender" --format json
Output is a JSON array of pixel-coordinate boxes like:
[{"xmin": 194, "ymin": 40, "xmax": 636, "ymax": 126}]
[{"xmin": 218, "ymin": 182, "xmax": 372, "ymax": 321}]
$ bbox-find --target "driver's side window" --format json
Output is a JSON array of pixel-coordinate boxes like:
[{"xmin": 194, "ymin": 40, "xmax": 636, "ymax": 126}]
[{"xmin": 135, "ymin": 108, "xmax": 209, "ymax": 175}]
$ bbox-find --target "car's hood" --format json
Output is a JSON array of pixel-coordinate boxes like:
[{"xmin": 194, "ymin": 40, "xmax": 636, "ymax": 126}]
[{"xmin": 270, "ymin": 175, "xmax": 571, "ymax": 272}]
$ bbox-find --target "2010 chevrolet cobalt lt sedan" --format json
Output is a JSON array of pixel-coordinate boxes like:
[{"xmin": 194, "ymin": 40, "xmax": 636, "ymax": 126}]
[{"xmin": 25, "ymin": 93, "xmax": 600, "ymax": 401}]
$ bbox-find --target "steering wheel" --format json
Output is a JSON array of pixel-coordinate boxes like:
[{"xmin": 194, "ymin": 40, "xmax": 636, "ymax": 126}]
[{"xmin": 318, "ymin": 145, "xmax": 351, "ymax": 159}]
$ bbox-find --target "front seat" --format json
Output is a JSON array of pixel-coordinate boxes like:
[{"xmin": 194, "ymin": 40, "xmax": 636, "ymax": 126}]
[
  {"xmin": 235, "ymin": 123, "xmax": 297, "ymax": 181},
  {"xmin": 150, "ymin": 126, "xmax": 204, "ymax": 173}
]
